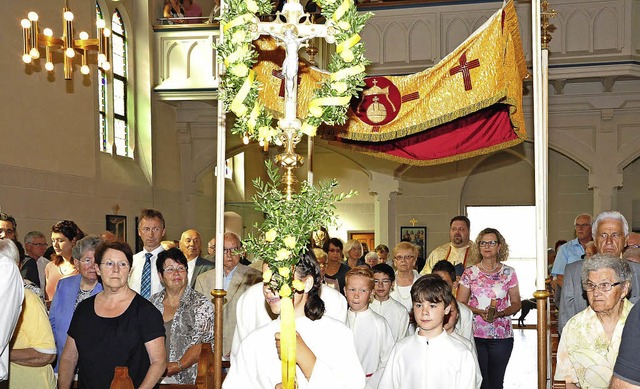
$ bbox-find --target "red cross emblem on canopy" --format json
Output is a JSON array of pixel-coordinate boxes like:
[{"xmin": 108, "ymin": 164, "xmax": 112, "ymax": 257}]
[{"xmin": 449, "ymin": 51, "xmax": 481, "ymax": 91}]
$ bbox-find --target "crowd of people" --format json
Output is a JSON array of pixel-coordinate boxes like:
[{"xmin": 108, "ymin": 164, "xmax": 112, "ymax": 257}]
[
  {"xmin": 162, "ymin": 0, "xmax": 207, "ymax": 24},
  {"xmin": 1, "ymin": 208, "xmax": 640, "ymax": 388}
]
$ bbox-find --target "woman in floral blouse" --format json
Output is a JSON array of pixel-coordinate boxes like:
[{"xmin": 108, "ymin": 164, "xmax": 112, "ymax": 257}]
[
  {"xmin": 151, "ymin": 247, "xmax": 214, "ymax": 384},
  {"xmin": 457, "ymin": 228, "xmax": 521, "ymax": 389}
]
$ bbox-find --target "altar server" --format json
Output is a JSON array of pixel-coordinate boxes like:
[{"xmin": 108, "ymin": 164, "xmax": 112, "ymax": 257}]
[
  {"xmin": 369, "ymin": 264, "xmax": 409, "ymax": 341},
  {"xmin": 224, "ymin": 251, "xmax": 365, "ymax": 389},
  {"xmin": 379, "ymin": 274, "xmax": 476, "ymax": 389}
]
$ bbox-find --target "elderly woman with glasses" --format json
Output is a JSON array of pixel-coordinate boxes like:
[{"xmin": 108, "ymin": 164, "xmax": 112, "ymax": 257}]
[
  {"xmin": 457, "ymin": 227, "xmax": 521, "ymax": 389},
  {"xmin": 150, "ymin": 248, "xmax": 214, "ymax": 385},
  {"xmin": 555, "ymin": 253, "xmax": 633, "ymax": 388},
  {"xmin": 57, "ymin": 241, "xmax": 166, "ymax": 389},
  {"xmin": 49, "ymin": 236, "xmax": 103, "ymax": 372},
  {"xmin": 389, "ymin": 241, "xmax": 422, "ymax": 312}
]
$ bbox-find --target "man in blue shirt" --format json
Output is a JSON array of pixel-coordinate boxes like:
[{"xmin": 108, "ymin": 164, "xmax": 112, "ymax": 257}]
[{"xmin": 551, "ymin": 213, "xmax": 593, "ymax": 289}]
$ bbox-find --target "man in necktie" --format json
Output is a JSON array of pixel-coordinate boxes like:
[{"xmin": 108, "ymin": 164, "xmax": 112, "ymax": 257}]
[{"xmin": 129, "ymin": 209, "xmax": 166, "ymax": 298}]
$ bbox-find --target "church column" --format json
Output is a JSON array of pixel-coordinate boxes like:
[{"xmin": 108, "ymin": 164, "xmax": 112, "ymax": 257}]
[
  {"xmin": 588, "ymin": 109, "xmax": 623, "ymax": 213},
  {"xmin": 177, "ymin": 123, "xmax": 197, "ymax": 227},
  {"xmin": 369, "ymin": 172, "xmax": 400, "ymax": 247}
]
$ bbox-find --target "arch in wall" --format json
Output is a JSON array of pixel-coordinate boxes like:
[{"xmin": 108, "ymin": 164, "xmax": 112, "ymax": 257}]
[{"xmin": 460, "ymin": 145, "xmax": 535, "ymax": 209}]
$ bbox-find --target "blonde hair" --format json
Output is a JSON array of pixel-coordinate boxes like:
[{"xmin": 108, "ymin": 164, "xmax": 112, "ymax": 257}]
[{"xmin": 345, "ymin": 266, "xmax": 374, "ymax": 289}]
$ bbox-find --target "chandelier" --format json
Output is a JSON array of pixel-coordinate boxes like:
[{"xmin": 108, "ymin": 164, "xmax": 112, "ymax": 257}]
[{"xmin": 20, "ymin": 1, "xmax": 111, "ymax": 80}]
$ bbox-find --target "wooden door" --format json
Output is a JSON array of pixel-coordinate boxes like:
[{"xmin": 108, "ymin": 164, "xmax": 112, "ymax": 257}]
[{"xmin": 349, "ymin": 231, "xmax": 375, "ymax": 253}]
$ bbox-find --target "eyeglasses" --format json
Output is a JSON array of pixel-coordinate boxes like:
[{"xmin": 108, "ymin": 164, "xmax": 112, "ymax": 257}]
[
  {"xmin": 395, "ymin": 255, "xmax": 415, "ymax": 261},
  {"xmin": 28, "ymin": 242, "xmax": 48, "ymax": 247},
  {"xmin": 101, "ymin": 260, "xmax": 130, "ymax": 269},
  {"xmin": 627, "ymin": 244, "xmax": 640, "ymax": 249},
  {"xmin": 163, "ymin": 266, "xmax": 187, "ymax": 273},
  {"xmin": 575, "ymin": 223, "xmax": 591, "ymax": 229},
  {"xmin": 77, "ymin": 258, "xmax": 95, "ymax": 265},
  {"xmin": 140, "ymin": 226, "xmax": 162, "ymax": 234},
  {"xmin": 223, "ymin": 247, "xmax": 240, "ymax": 255},
  {"xmin": 598, "ymin": 232, "xmax": 623, "ymax": 240},
  {"xmin": 583, "ymin": 281, "xmax": 621, "ymax": 292},
  {"xmin": 479, "ymin": 240, "xmax": 498, "ymax": 247},
  {"xmin": 374, "ymin": 279, "xmax": 391, "ymax": 285}
]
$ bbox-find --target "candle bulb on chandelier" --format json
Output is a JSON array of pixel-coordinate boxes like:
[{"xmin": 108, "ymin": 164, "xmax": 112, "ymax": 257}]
[
  {"xmin": 28, "ymin": 12, "xmax": 39, "ymax": 60},
  {"xmin": 21, "ymin": 19, "xmax": 31, "ymax": 64}
]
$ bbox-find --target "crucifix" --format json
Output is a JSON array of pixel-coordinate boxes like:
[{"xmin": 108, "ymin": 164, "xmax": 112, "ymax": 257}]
[{"xmin": 254, "ymin": 0, "xmax": 336, "ymax": 198}]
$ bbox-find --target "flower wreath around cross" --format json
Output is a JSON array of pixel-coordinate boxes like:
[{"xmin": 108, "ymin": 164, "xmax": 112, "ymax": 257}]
[{"xmin": 217, "ymin": 0, "xmax": 371, "ymax": 145}]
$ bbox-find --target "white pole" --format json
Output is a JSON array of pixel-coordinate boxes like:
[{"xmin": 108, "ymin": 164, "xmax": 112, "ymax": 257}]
[
  {"xmin": 215, "ymin": 0, "xmax": 227, "ymax": 288},
  {"xmin": 532, "ymin": 0, "xmax": 547, "ymax": 292}
]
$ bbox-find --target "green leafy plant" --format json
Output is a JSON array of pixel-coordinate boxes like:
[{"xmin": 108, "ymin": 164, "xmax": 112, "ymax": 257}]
[{"xmin": 243, "ymin": 160, "xmax": 356, "ymax": 296}]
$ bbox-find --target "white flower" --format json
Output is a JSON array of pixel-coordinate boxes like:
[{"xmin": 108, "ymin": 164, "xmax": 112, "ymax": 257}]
[
  {"xmin": 230, "ymin": 63, "xmax": 249, "ymax": 77},
  {"xmin": 300, "ymin": 123, "xmax": 317, "ymax": 137},
  {"xmin": 338, "ymin": 21, "xmax": 350, "ymax": 30},
  {"xmin": 246, "ymin": 0, "xmax": 259, "ymax": 12},
  {"xmin": 310, "ymin": 105, "xmax": 323, "ymax": 118},
  {"xmin": 231, "ymin": 30, "xmax": 247, "ymax": 44},
  {"xmin": 276, "ymin": 248, "xmax": 291, "ymax": 261},
  {"xmin": 265, "ymin": 229, "xmax": 277, "ymax": 242},
  {"xmin": 283, "ymin": 236, "xmax": 296, "ymax": 249},
  {"xmin": 340, "ymin": 49, "xmax": 354, "ymax": 63},
  {"xmin": 332, "ymin": 82, "xmax": 348, "ymax": 94},
  {"xmin": 278, "ymin": 267, "xmax": 290, "ymax": 278}
]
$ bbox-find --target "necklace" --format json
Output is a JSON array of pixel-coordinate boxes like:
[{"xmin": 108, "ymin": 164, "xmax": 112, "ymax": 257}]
[{"xmin": 479, "ymin": 260, "xmax": 500, "ymax": 273}]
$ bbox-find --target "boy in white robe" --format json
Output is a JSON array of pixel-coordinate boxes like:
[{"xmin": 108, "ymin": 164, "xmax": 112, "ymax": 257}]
[
  {"xmin": 379, "ymin": 274, "xmax": 477, "ymax": 389},
  {"xmin": 432, "ymin": 259, "xmax": 474, "ymax": 342},
  {"xmin": 370, "ymin": 263, "xmax": 409, "ymax": 341},
  {"xmin": 344, "ymin": 266, "xmax": 394, "ymax": 389},
  {"xmin": 445, "ymin": 299, "xmax": 482, "ymax": 389}
]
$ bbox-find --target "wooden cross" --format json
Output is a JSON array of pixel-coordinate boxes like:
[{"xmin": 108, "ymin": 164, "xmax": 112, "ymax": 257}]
[{"xmin": 449, "ymin": 51, "xmax": 481, "ymax": 91}]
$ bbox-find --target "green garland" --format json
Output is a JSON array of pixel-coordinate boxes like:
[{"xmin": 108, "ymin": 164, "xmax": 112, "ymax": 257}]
[
  {"xmin": 243, "ymin": 161, "xmax": 356, "ymax": 297},
  {"xmin": 218, "ymin": 0, "xmax": 371, "ymax": 145}
]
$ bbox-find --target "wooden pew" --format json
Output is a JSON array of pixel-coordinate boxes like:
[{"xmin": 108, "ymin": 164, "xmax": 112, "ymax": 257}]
[{"xmin": 110, "ymin": 343, "xmax": 226, "ymax": 389}]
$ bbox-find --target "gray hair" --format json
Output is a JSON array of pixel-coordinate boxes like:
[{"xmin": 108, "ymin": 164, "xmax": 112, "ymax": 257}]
[
  {"xmin": 364, "ymin": 251, "xmax": 379, "ymax": 262},
  {"xmin": 581, "ymin": 253, "xmax": 632, "ymax": 287},
  {"xmin": 24, "ymin": 230, "xmax": 46, "ymax": 244},
  {"xmin": 0, "ymin": 239, "xmax": 20, "ymax": 265},
  {"xmin": 574, "ymin": 213, "xmax": 592, "ymax": 225},
  {"xmin": 344, "ymin": 239, "xmax": 363, "ymax": 256},
  {"xmin": 72, "ymin": 235, "xmax": 103, "ymax": 260},
  {"xmin": 592, "ymin": 211, "xmax": 629, "ymax": 237}
]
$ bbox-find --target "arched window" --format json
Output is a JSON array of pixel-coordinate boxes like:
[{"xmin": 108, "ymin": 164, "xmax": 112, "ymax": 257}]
[
  {"xmin": 111, "ymin": 9, "xmax": 131, "ymax": 157},
  {"xmin": 96, "ymin": 3, "xmax": 132, "ymax": 158},
  {"xmin": 96, "ymin": 3, "xmax": 108, "ymax": 152}
]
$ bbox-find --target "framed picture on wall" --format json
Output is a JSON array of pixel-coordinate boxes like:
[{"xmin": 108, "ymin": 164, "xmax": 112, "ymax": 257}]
[
  {"xmin": 106, "ymin": 215, "xmax": 127, "ymax": 243},
  {"xmin": 400, "ymin": 226, "xmax": 427, "ymax": 260}
]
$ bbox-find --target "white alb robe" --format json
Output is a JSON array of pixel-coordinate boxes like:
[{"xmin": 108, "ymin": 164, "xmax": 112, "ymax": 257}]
[
  {"xmin": 449, "ymin": 331, "xmax": 482, "ymax": 389},
  {"xmin": 346, "ymin": 308, "xmax": 394, "ymax": 389},
  {"xmin": 370, "ymin": 298, "xmax": 409, "ymax": 341},
  {"xmin": 231, "ymin": 283, "xmax": 348, "ymax": 361},
  {"xmin": 224, "ymin": 316, "xmax": 365, "ymax": 389},
  {"xmin": 456, "ymin": 302, "xmax": 474, "ymax": 342},
  {"xmin": 378, "ymin": 329, "xmax": 476, "ymax": 389}
]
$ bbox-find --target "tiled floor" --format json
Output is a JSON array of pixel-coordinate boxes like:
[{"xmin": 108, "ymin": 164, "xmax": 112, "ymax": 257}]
[{"xmin": 504, "ymin": 328, "xmax": 538, "ymax": 389}]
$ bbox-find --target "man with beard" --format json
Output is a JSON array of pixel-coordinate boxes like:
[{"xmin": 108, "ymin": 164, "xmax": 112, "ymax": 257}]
[{"xmin": 421, "ymin": 216, "xmax": 478, "ymax": 276}]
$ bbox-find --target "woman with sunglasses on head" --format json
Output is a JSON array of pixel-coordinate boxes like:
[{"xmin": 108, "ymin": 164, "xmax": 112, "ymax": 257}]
[
  {"xmin": 45, "ymin": 220, "xmax": 85, "ymax": 301},
  {"xmin": 457, "ymin": 228, "xmax": 521, "ymax": 389},
  {"xmin": 150, "ymin": 248, "xmax": 214, "ymax": 385},
  {"xmin": 57, "ymin": 241, "xmax": 166, "ymax": 389}
]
